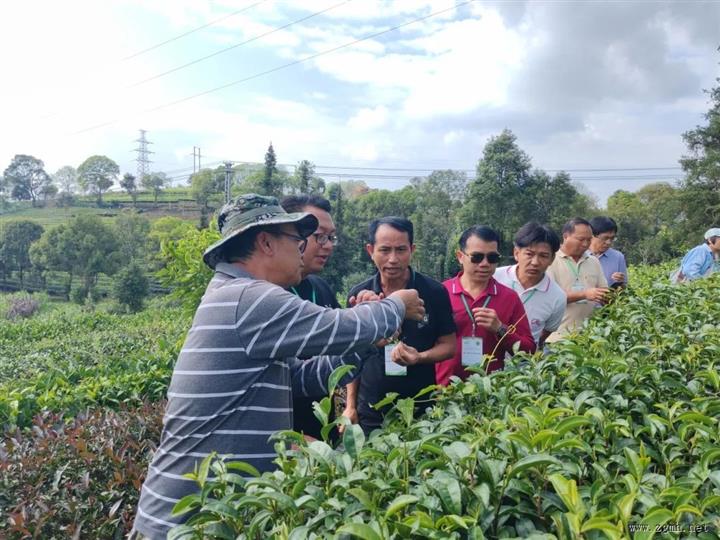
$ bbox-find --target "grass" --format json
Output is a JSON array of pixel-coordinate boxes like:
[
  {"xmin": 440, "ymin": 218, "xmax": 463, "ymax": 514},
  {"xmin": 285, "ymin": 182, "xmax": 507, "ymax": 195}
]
[
  {"xmin": 0, "ymin": 201, "xmax": 200, "ymax": 228},
  {"xmin": 0, "ymin": 206, "xmax": 120, "ymax": 228}
]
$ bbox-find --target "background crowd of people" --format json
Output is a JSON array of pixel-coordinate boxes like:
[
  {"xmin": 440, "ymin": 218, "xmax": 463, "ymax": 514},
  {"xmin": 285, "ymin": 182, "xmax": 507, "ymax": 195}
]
[{"xmin": 131, "ymin": 192, "xmax": 719, "ymax": 539}]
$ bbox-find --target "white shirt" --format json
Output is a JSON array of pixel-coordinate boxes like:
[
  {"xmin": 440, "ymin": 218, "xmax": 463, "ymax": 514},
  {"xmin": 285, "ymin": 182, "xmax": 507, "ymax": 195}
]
[{"xmin": 494, "ymin": 265, "xmax": 567, "ymax": 344}]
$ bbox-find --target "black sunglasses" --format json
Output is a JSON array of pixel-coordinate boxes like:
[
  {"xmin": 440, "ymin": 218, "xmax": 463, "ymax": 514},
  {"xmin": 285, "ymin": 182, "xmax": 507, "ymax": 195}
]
[{"xmin": 463, "ymin": 251, "xmax": 501, "ymax": 264}]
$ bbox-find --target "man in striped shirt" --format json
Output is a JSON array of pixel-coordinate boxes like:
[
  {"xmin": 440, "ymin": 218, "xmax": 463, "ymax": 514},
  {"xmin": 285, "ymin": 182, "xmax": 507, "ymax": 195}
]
[{"xmin": 133, "ymin": 194, "xmax": 425, "ymax": 538}]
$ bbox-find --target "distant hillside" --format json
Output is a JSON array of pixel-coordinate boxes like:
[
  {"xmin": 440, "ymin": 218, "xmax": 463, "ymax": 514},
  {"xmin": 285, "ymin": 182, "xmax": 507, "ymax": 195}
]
[{"xmin": 0, "ymin": 189, "xmax": 205, "ymax": 227}]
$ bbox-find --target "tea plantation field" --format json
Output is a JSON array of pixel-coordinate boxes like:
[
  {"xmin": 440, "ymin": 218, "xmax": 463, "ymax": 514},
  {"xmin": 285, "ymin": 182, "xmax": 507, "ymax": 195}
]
[{"xmin": 1, "ymin": 266, "xmax": 719, "ymax": 539}]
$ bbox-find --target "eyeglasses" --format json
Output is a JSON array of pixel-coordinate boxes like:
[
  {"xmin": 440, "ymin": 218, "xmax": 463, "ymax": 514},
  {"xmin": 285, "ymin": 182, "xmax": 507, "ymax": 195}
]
[
  {"xmin": 312, "ymin": 233, "xmax": 339, "ymax": 246},
  {"xmin": 595, "ymin": 235, "xmax": 616, "ymax": 244},
  {"xmin": 463, "ymin": 251, "xmax": 501, "ymax": 264},
  {"xmin": 275, "ymin": 232, "xmax": 308, "ymax": 253}
]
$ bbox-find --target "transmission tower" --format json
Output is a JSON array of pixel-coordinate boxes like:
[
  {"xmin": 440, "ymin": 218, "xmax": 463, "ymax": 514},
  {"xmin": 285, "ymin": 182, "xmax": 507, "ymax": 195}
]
[
  {"xmin": 134, "ymin": 129, "xmax": 154, "ymax": 181},
  {"xmin": 224, "ymin": 161, "xmax": 234, "ymax": 203}
]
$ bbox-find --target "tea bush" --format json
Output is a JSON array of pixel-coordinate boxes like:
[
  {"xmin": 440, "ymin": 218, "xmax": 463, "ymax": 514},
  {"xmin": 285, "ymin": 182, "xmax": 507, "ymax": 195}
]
[
  {"xmin": 172, "ymin": 271, "xmax": 720, "ymax": 539},
  {"xmin": 0, "ymin": 301, "xmax": 189, "ymax": 429},
  {"xmin": 1, "ymin": 291, "xmax": 49, "ymax": 320},
  {"xmin": 0, "ymin": 401, "xmax": 164, "ymax": 539}
]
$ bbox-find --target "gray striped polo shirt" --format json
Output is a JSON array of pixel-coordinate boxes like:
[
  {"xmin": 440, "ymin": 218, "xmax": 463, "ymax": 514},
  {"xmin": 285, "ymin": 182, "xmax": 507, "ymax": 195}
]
[{"xmin": 134, "ymin": 262, "xmax": 405, "ymax": 538}]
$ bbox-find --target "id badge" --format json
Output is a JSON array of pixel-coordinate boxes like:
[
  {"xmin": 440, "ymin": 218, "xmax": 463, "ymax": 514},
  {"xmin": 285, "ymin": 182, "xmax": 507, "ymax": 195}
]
[
  {"xmin": 384, "ymin": 344, "xmax": 406, "ymax": 376},
  {"xmin": 571, "ymin": 280, "xmax": 587, "ymax": 304},
  {"xmin": 461, "ymin": 336, "xmax": 483, "ymax": 367}
]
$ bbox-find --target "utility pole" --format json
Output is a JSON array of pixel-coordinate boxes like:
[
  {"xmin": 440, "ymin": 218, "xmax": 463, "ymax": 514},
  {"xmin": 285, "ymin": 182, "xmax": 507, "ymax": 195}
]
[
  {"xmin": 224, "ymin": 161, "xmax": 234, "ymax": 203},
  {"xmin": 192, "ymin": 146, "xmax": 202, "ymax": 173},
  {"xmin": 135, "ymin": 129, "xmax": 153, "ymax": 182}
]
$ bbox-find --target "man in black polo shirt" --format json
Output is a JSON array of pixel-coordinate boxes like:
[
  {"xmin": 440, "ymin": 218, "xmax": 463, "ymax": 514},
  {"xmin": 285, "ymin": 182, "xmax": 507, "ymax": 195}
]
[
  {"xmin": 345, "ymin": 216, "xmax": 456, "ymax": 434},
  {"xmin": 281, "ymin": 195, "xmax": 340, "ymax": 439}
]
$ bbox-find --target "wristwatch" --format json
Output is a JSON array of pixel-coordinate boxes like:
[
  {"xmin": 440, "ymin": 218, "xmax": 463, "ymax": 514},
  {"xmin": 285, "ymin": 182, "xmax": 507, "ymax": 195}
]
[{"xmin": 496, "ymin": 324, "xmax": 508, "ymax": 337}]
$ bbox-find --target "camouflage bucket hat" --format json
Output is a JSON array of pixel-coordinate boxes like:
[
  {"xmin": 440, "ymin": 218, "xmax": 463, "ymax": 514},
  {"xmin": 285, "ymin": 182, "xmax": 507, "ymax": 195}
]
[{"xmin": 203, "ymin": 193, "xmax": 318, "ymax": 269}]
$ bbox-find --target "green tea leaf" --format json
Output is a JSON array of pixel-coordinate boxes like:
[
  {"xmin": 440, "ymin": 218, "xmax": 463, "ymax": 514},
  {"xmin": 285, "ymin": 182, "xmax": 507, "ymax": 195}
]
[
  {"xmin": 509, "ymin": 453, "xmax": 561, "ymax": 478},
  {"xmin": 343, "ymin": 424, "xmax": 365, "ymax": 461},
  {"xmin": 328, "ymin": 364, "xmax": 355, "ymax": 396},
  {"xmin": 336, "ymin": 523, "xmax": 383, "ymax": 540},
  {"xmin": 385, "ymin": 494, "xmax": 419, "ymax": 518}
]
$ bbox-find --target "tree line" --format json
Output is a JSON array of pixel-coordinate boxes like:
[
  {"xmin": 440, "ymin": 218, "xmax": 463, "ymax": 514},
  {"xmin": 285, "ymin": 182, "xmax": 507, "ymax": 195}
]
[{"xmin": 2, "ymin": 73, "xmax": 718, "ymax": 303}]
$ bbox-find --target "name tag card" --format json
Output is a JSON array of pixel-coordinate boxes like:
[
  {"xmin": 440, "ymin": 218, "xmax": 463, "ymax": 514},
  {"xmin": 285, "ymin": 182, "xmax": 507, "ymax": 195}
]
[
  {"xmin": 572, "ymin": 280, "xmax": 587, "ymax": 304},
  {"xmin": 461, "ymin": 337, "xmax": 483, "ymax": 367},
  {"xmin": 384, "ymin": 344, "xmax": 406, "ymax": 376}
]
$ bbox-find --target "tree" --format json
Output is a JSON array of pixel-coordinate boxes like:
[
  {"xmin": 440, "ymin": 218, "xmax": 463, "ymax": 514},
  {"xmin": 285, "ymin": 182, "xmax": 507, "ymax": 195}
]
[
  {"xmin": 30, "ymin": 214, "xmax": 121, "ymax": 301},
  {"xmin": 120, "ymin": 173, "xmax": 138, "ymax": 205},
  {"xmin": 0, "ymin": 175, "xmax": 8, "ymax": 209},
  {"xmin": 148, "ymin": 216, "xmax": 195, "ymax": 269},
  {"xmin": 0, "ymin": 220, "xmax": 44, "ymax": 286},
  {"xmin": 263, "ymin": 142, "xmax": 278, "ymax": 195},
  {"xmin": 458, "ymin": 130, "xmax": 536, "ymax": 249},
  {"xmin": 114, "ymin": 262, "xmax": 149, "ymax": 313},
  {"xmin": 190, "ymin": 168, "xmax": 224, "ymax": 227},
  {"xmin": 114, "ymin": 211, "xmax": 151, "ymax": 263},
  {"xmin": 77, "ymin": 155, "xmax": 119, "ymax": 206},
  {"xmin": 459, "ymin": 130, "xmax": 595, "ymax": 253},
  {"xmin": 296, "ymin": 160, "xmax": 312, "ymax": 193},
  {"xmin": 40, "ymin": 182, "xmax": 58, "ymax": 203},
  {"xmin": 53, "ymin": 166, "xmax": 78, "ymax": 195},
  {"xmin": 141, "ymin": 171, "xmax": 168, "ymax": 204},
  {"xmin": 680, "ymin": 72, "xmax": 720, "ymax": 241},
  {"xmin": 409, "ymin": 171, "xmax": 467, "ymax": 279},
  {"xmin": 3, "ymin": 154, "xmax": 52, "ymax": 207}
]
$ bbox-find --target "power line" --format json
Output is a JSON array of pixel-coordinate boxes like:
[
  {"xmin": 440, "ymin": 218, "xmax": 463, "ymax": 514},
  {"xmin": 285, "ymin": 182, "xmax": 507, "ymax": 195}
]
[
  {"xmin": 37, "ymin": 1, "xmax": 267, "ymax": 121},
  {"xmin": 121, "ymin": 0, "xmax": 268, "ymax": 61},
  {"xmin": 72, "ymin": 0, "xmax": 477, "ymax": 135},
  {"xmin": 195, "ymin": 154, "xmax": 683, "ymax": 175},
  {"xmin": 128, "ymin": 0, "xmax": 353, "ymax": 88}
]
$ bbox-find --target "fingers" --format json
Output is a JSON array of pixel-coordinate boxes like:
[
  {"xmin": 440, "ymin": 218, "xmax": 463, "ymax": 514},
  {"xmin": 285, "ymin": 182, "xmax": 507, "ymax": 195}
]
[{"xmin": 348, "ymin": 296, "xmax": 357, "ymax": 307}]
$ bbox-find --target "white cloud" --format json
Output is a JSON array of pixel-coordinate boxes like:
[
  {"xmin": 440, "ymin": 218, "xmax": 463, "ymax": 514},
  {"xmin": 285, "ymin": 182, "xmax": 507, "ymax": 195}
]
[
  {"xmin": 348, "ymin": 106, "xmax": 388, "ymax": 130},
  {"xmin": 340, "ymin": 141, "xmax": 380, "ymax": 162}
]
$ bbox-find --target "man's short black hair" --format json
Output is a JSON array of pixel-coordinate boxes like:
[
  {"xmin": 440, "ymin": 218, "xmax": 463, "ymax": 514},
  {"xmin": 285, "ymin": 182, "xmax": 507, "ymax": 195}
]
[
  {"xmin": 368, "ymin": 217, "xmax": 414, "ymax": 245},
  {"xmin": 280, "ymin": 194, "xmax": 332, "ymax": 214},
  {"xmin": 561, "ymin": 217, "xmax": 592, "ymax": 235},
  {"xmin": 514, "ymin": 222, "xmax": 560, "ymax": 253},
  {"xmin": 218, "ymin": 224, "xmax": 283, "ymax": 263},
  {"xmin": 459, "ymin": 225, "xmax": 500, "ymax": 250},
  {"xmin": 589, "ymin": 216, "xmax": 618, "ymax": 236}
]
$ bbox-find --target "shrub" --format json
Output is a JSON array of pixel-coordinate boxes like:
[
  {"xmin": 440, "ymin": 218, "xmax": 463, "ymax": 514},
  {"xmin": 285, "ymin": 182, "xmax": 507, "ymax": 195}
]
[
  {"xmin": 5, "ymin": 294, "xmax": 40, "ymax": 320},
  {"xmin": 114, "ymin": 262, "xmax": 150, "ymax": 313},
  {"xmin": 156, "ymin": 226, "xmax": 219, "ymax": 315},
  {"xmin": 171, "ymin": 271, "xmax": 720, "ymax": 539},
  {"xmin": 0, "ymin": 402, "xmax": 164, "ymax": 539}
]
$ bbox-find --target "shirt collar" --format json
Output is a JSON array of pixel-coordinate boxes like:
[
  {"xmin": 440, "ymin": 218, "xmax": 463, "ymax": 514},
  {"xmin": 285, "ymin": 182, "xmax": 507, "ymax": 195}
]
[
  {"xmin": 558, "ymin": 248, "xmax": 588, "ymax": 263},
  {"xmin": 507, "ymin": 264, "xmax": 551, "ymax": 293},
  {"xmin": 371, "ymin": 266, "xmax": 416, "ymax": 293},
  {"xmin": 215, "ymin": 262, "xmax": 255, "ymax": 280},
  {"xmin": 450, "ymin": 272, "xmax": 499, "ymax": 297}
]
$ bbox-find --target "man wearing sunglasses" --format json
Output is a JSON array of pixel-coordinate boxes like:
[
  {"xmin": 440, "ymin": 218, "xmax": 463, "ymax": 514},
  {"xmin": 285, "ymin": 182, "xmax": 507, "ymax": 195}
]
[
  {"xmin": 435, "ymin": 225, "xmax": 536, "ymax": 386},
  {"xmin": 281, "ymin": 195, "xmax": 341, "ymax": 440}
]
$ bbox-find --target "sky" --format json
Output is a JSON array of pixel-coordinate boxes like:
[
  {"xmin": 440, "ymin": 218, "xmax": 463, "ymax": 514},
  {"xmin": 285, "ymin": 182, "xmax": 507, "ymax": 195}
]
[{"xmin": 1, "ymin": 0, "xmax": 719, "ymax": 206}]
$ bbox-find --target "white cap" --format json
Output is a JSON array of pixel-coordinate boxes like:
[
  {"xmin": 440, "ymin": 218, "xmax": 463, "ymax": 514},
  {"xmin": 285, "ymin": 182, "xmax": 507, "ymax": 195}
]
[{"xmin": 704, "ymin": 228, "xmax": 720, "ymax": 240}]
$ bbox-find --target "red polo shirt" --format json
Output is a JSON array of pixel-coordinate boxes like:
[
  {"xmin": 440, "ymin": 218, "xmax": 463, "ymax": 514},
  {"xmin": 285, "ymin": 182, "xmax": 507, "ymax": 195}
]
[{"xmin": 435, "ymin": 274, "xmax": 536, "ymax": 386}]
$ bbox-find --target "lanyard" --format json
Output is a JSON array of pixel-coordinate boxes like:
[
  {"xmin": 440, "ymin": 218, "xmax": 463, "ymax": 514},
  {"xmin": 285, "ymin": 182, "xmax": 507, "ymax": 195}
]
[
  {"xmin": 460, "ymin": 294, "xmax": 491, "ymax": 336},
  {"xmin": 511, "ymin": 280, "xmax": 537, "ymax": 305},
  {"xmin": 564, "ymin": 258, "xmax": 582, "ymax": 282},
  {"xmin": 290, "ymin": 284, "xmax": 316, "ymax": 305}
]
